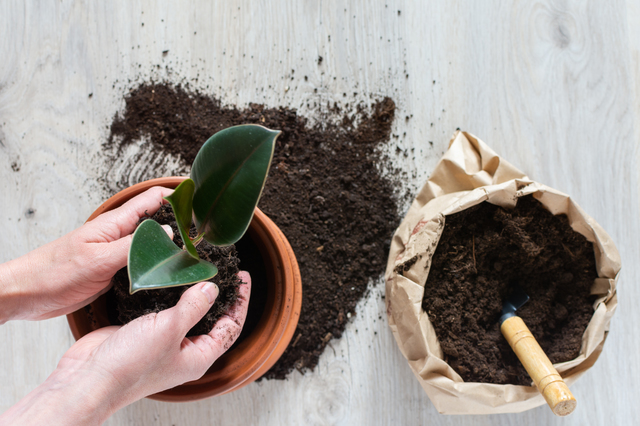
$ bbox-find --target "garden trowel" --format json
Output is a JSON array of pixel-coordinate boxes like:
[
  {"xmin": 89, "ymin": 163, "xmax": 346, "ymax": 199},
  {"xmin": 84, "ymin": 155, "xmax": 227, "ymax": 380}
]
[{"xmin": 500, "ymin": 287, "xmax": 577, "ymax": 416}]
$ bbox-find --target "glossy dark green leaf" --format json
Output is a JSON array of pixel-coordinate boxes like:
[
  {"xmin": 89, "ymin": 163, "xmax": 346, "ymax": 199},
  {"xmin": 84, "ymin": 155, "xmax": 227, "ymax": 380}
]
[
  {"xmin": 128, "ymin": 219, "xmax": 218, "ymax": 294},
  {"xmin": 191, "ymin": 124, "xmax": 279, "ymax": 246},
  {"xmin": 163, "ymin": 178, "xmax": 198, "ymax": 258}
]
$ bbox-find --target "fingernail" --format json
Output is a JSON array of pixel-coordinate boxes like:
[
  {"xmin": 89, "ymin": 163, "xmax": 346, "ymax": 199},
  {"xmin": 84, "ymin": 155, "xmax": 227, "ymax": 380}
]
[
  {"xmin": 161, "ymin": 224, "xmax": 173, "ymax": 237},
  {"xmin": 201, "ymin": 282, "xmax": 218, "ymax": 304}
]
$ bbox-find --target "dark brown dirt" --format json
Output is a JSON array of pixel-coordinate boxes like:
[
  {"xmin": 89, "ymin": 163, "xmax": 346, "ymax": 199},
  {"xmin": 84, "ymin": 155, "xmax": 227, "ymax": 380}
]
[
  {"xmin": 106, "ymin": 83, "xmax": 402, "ymax": 379},
  {"xmin": 420, "ymin": 195, "xmax": 597, "ymax": 385},
  {"xmin": 109, "ymin": 204, "xmax": 242, "ymax": 337}
]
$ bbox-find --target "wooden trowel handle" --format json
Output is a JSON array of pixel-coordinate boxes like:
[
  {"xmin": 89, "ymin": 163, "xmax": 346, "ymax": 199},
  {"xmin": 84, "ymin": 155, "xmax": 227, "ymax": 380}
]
[{"xmin": 501, "ymin": 316, "xmax": 577, "ymax": 416}]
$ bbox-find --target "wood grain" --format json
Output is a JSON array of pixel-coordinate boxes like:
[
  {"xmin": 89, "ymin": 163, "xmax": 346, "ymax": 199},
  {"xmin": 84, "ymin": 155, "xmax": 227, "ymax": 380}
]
[
  {"xmin": 627, "ymin": 0, "xmax": 640, "ymax": 216},
  {"xmin": 1, "ymin": 0, "xmax": 639, "ymax": 424}
]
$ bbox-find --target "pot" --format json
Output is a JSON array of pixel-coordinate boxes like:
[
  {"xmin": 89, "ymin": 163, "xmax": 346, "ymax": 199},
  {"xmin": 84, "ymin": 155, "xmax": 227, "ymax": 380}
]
[{"xmin": 66, "ymin": 177, "xmax": 302, "ymax": 402}]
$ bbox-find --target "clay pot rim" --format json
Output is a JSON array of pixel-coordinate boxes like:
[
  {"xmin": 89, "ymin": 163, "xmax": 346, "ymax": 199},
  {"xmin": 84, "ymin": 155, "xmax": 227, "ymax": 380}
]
[{"xmin": 66, "ymin": 177, "xmax": 302, "ymax": 401}]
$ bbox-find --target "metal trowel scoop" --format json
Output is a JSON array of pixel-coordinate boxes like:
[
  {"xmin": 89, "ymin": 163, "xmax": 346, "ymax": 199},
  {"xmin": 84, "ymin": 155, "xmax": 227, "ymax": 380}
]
[{"xmin": 500, "ymin": 287, "xmax": 577, "ymax": 416}]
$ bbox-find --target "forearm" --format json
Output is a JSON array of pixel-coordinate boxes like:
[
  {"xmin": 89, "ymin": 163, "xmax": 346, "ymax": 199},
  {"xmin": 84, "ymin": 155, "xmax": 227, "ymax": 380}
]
[{"xmin": 0, "ymin": 366, "xmax": 127, "ymax": 426}]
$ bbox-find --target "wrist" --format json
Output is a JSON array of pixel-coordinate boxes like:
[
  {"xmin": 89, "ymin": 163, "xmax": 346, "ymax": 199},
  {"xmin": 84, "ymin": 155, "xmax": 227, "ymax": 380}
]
[
  {"xmin": 1, "ymin": 364, "xmax": 128, "ymax": 426},
  {"xmin": 0, "ymin": 258, "xmax": 30, "ymax": 324},
  {"xmin": 0, "ymin": 235, "xmax": 75, "ymax": 322}
]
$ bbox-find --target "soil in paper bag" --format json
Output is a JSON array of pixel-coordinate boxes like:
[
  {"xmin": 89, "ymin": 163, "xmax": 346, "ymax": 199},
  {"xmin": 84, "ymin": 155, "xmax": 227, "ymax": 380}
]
[{"xmin": 421, "ymin": 195, "xmax": 597, "ymax": 386}]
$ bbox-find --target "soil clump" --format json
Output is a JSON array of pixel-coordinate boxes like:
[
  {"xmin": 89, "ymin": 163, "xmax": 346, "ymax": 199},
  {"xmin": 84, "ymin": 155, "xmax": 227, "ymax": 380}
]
[
  {"xmin": 421, "ymin": 195, "xmax": 597, "ymax": 385},
  {"xmin": 106, "ymin": 83, "xmax": 401, "ymax": 378}
]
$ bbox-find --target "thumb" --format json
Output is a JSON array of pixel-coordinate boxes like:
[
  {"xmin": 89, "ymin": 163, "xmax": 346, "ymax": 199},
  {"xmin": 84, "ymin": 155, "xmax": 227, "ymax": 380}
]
[{"xmin": 166, "ymin": 282, "xmax": 219, "ymax": 336}]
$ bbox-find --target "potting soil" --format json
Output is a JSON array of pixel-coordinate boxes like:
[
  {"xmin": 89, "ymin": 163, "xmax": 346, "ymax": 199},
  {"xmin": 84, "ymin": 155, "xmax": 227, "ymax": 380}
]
[
  {"xmin": 105, "ymin": 83, "xmax": 401, "ymax": 379},
  {"xmin": 109, "ymin": 204, "xmax": 243, "ymax": 337},
  {"xmin": 421, "ymin": 195, "xmax": 597, "ymax": 386}
]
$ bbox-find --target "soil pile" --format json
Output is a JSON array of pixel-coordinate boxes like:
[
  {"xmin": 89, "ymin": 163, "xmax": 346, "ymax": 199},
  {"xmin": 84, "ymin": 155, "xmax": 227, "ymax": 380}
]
[
  {"xmin": 109, "ymin": 204, "xmax": 242, "ymax": 337},
  {"xmin": 422, "ymin": 195, "xmax": 597, "ymax": 385},
  {"xmin": 106, "ymin": 83, "xmax": 401, "ymax": 378}
]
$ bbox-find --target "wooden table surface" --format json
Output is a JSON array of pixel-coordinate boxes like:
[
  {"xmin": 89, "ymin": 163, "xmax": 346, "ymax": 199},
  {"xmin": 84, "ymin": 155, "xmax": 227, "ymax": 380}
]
[{"xmin": 1, "ymin": 1, "xmax": 639, "ymax": 424}]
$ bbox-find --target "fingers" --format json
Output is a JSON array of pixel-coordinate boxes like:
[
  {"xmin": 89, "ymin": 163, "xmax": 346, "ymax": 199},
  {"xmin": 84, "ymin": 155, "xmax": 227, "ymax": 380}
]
[
  {"xmin": 189, "ymin": 272, "xmax": 251, "ymax": 361},
  {"xmin": 163, "ymin": 282, "xmax": 219, "ymax": 337},
  {"xmin": 94, "ymin": 186, "xmax": 175, "ymax": 238},
  {"xmin": 236, "ymin": 271, "xmax": 251, "ymax": 302}
]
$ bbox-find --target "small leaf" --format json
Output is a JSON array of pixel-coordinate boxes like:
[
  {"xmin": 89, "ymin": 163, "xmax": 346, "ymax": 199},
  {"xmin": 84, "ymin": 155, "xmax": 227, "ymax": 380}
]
[
  {"xmin": 128, "ymin": 220, "xmax": 218, "ymax": 294},
  {"xmin": 163, "ymin": 178, "xmax": 198, "ymax": 258},
  {"xmin": 191, "ymin": 124, "xmax": 279, "ymax": 246}
]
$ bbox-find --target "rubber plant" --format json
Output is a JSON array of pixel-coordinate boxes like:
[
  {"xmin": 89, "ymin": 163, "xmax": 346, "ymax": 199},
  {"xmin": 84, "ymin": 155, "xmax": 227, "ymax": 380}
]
[{"xmin": 127, "ymin": 124, "xmax": 280, "ymax": 294}]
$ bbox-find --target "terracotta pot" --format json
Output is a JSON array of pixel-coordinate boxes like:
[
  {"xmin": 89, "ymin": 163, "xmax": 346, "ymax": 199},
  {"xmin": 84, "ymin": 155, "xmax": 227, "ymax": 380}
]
[{"xmin": 66, "ymin": 177, "xmax": 302, "ymax": 402}]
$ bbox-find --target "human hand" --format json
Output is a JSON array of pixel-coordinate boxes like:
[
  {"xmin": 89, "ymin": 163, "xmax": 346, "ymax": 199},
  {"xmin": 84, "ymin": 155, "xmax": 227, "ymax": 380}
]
[
  {"xmin": 0, "ymin": 272, "xmax": 250, "ymax": 426},
  {"xmin": 63, "ymin": 271, "xmax": 251, "ymax": 404},
  {"xmin": 0, "ymin": 186, "xmax": 174, "ymax": 323}
]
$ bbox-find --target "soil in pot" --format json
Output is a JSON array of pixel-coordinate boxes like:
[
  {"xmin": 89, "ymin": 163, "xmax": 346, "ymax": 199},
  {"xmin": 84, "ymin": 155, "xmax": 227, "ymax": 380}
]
[
  {"xmin": 108, "ymin": 203, "xmax": 248, "ymax": 337},
  {"xmin": 421, "ymin": 195, "xmax": 597, "ymax": 386},
  {"xmin": 104, "ymin": 82, "xmax": 403, "ymax": 379}
]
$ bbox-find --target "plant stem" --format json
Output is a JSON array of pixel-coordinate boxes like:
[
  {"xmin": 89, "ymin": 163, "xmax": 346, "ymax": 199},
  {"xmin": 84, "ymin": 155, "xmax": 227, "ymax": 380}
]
[{"xmin": 192, "ymin": 233, "xmax": 205, "ymax": 248}]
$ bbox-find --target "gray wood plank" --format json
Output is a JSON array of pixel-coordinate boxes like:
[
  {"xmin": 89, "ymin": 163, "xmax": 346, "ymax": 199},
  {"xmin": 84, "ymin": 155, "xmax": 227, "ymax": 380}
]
[{"xmin": 1, "ymin": 1, "xmax": 638, "ymax": 425}]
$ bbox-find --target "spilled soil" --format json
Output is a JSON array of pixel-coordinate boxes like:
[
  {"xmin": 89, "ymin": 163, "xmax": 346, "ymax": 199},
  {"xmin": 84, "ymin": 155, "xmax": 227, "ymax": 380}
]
[
  {"xmin": 421, "ymin": 195, "xmax": 597, "ymax": 385},
  {"xmin": 105, "ymin": 83, "xmax": 402, "ymax": 379}
]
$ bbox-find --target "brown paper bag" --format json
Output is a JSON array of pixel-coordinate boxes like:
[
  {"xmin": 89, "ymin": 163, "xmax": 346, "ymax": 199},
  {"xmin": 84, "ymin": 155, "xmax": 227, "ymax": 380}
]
[{"xmin": 385, "ymin": 131, "xmax": 620, "ymax": 414}]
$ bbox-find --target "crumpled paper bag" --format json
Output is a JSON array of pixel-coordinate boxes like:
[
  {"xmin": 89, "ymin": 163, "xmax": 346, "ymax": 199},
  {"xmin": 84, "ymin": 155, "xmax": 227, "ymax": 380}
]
[{"xmin": 385, "ymin": 131, "xmax": 620, "ymax": 414}]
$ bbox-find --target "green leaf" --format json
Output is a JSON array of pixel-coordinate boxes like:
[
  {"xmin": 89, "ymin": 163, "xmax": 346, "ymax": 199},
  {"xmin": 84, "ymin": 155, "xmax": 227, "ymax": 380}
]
[
  {"xmin": 163, "ymin": 178, "xmax": 198, "ymax": 258},
  {"xmin": 191, "ymin": 124, "xmax": 279, "ymax": 246},
  {"xmin": 128, "ymin": 220, "xmax": 218, "ymax": 294}
]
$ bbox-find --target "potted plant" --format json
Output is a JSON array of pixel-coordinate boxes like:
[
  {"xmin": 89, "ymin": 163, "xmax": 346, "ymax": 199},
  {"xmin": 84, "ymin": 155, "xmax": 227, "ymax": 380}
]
[
  {"xmin": 67, "ymin": 125, "xmax": 303, "ymax": 401},
  {"xmin": 385, "ymin": 131, "xmax": 620, "ymax": 414}
]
